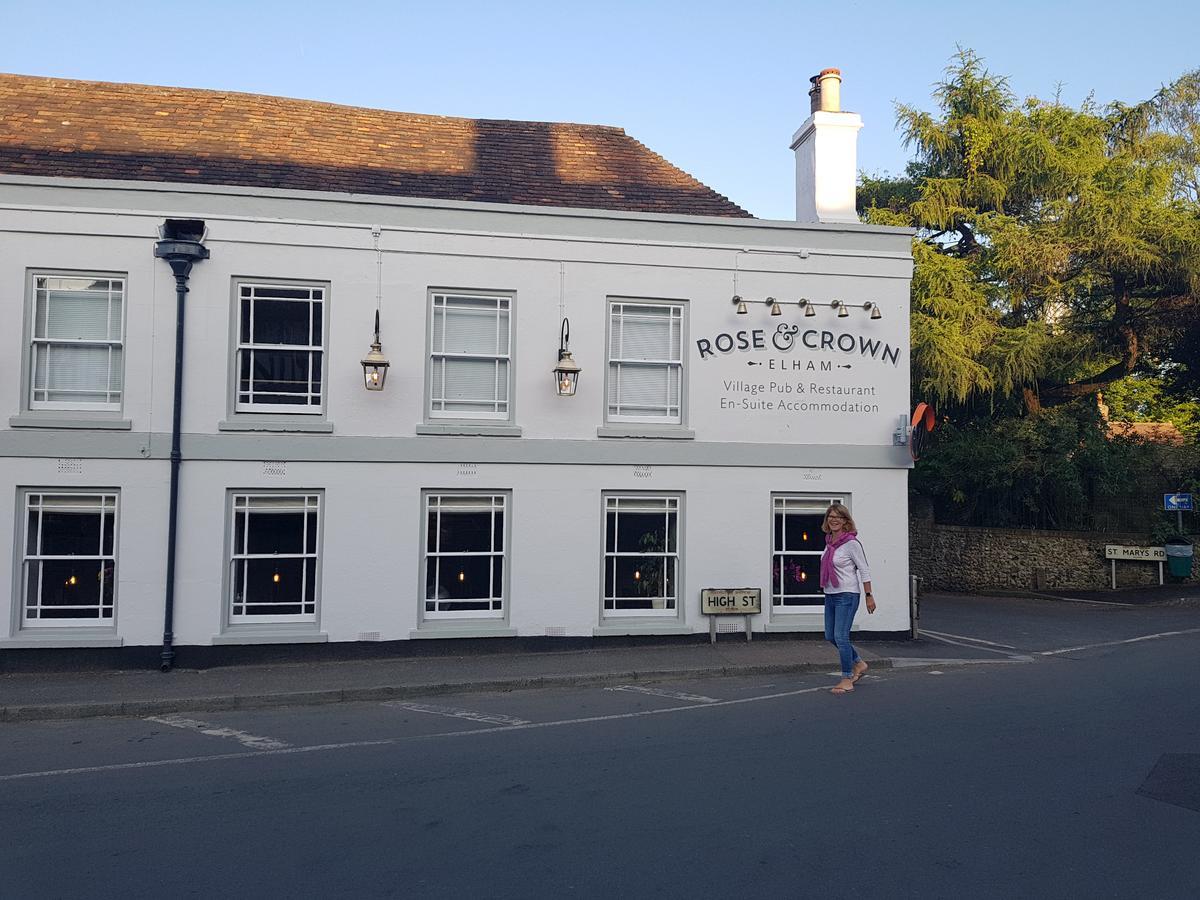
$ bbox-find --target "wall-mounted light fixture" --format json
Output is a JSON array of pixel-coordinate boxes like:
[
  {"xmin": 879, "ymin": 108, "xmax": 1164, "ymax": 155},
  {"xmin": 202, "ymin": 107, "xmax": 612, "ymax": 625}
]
[
  {"xmin": 362, "ymin": 226, "xmax": 391, "ymax": 391},
  {"xmin": 553, "ymin": 318, "xmax": 581, "ymax": 396},
  {"xmin": 734, "ymin": 296, "xmax": 883, "ymax": 320},
  {"xmin": 361, "ymin": 309, "xmax": 390, "ymax": 391}
]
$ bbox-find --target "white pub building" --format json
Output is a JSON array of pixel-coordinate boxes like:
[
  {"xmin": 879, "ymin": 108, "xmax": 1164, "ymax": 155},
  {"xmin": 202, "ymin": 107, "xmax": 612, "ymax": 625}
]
[{"xmin": 0, "ymin": 70, "xmax": 913, "ymax": 664}]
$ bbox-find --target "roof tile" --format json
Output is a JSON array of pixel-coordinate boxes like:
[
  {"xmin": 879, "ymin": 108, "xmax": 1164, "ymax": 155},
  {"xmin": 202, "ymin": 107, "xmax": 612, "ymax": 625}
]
[{"xmin": 0, "ymin": 73, "xmax": 751, "ymax": 217}]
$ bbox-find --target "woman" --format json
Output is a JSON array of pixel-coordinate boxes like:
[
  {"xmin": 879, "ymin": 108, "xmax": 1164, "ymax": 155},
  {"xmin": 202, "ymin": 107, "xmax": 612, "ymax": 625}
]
[{"xmin": 820, "ymin": 503, "xmax": 875, "ymax": 694}]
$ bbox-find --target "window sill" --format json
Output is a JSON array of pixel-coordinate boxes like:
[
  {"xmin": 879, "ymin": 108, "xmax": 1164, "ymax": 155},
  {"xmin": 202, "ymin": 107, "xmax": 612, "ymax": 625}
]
[
  {"xmin": 416, "ymin": 423, "xmax": 523, "ymax": 438},
  {"xmin": 2, "ymin": 634, "xmax": 123, "ymax": 648},
  {"xmin": 9, "ymin": 414, "xmax": 132, "ymax": 430},
  {"xmin": 409, "ymin": 625, "xmax": 517, "ymax": 639},
  {"xmin": 593, "ymin": 623, "xmax": 692, "ymax": 636},
  {"xmin": 218, "ymin": 419, "xmax": 334, "ymax": 434},
  {"xmin": 212, "ymin": 631, "xmax": 329, "ymax": 645},
  {"xmin": 596, "ymin": 426, "xmax": 695, "ymax": 440}
]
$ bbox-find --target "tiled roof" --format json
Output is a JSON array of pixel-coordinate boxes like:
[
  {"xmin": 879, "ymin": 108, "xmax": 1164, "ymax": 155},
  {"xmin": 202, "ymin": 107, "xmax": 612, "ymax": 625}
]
[{"xmin": 0, "ymin": 73, "xmax": 751, "ymax": 218}]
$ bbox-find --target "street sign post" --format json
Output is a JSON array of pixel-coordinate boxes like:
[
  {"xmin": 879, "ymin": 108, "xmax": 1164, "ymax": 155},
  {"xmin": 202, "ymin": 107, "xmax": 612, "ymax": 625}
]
[{"xmin": 1164, "ymin": 493, "xmax": 1193, "ymax": 535}]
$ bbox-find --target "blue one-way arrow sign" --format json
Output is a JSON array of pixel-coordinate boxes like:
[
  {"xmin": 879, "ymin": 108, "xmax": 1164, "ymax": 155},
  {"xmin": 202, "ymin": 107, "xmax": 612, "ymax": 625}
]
[{"xmin": 1164, "ymin": 493, "xmax": 1193, "ymax": 511}]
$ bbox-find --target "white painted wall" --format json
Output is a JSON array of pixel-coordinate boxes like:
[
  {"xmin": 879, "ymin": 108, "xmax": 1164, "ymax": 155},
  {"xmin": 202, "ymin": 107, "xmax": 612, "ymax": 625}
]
[{"xmin": 0, "ymin": 178, "xmax": 913, "ymax": 648}]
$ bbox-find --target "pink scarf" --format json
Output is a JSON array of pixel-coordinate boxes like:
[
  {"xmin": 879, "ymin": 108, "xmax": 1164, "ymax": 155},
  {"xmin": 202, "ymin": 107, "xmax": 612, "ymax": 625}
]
[{"xmin": 820, "ymin": 530, "xmax": 857, "ymax": 589}]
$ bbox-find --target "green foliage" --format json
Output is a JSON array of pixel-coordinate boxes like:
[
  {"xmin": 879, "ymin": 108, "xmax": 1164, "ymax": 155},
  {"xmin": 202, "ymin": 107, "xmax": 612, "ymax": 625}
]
[
  {"xmin": 1102, "ymin": 375, "xmax": 1200, "ymax": 438},
  {"xmin": 912, "ymin": 403, "xmax": 1193, "ymax": 533},
  {"xmin": 861, "ymin": 49, "xmax": 1200, "ymax": 415}
]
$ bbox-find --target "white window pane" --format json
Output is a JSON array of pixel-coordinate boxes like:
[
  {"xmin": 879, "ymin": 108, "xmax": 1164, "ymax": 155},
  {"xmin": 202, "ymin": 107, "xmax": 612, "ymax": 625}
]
[
  {"xmin": 442, "ymin": 358, "xmax": 504, "ymax": 405},
  {"xmin": 236, "ymin": 495, "xmax": 317, "ymax": 511},
  {"xmin": 23, "ymin": 491, "xmax": 118, "ymax": 626},
  {"xmin": 108, "ymin": 347, "xmax": 124, "ymax": 396},
  {"xmin": 229, "ymin": 494, "xmax": 319, "ymax": 622},
  {"xmin": 497, "ymin": 308, "xmax": 510, "ymax": 355},
  {"xmin": 109, "ymin": 295, "xmax": 123, "ymax": 341},
  {"xmin": 235, "ymin": 284, "xmax": 324, "ymax": 412},
  {"xmin": 34, "ymin": 344, "xmax": 115, "ymax": 403},
  {"xmin": 612, "ymin": 305, "xmax": 679, "ymax": 362},
  {"xmin": 36, "ymin": 287, "xmax": 111, "ymax": 340},
  {"xmin": 619, "ymin": 317, "xmax": 672, "ymax": 360},
  {"xmin": 424, "ymin": 493, "xmax": 506, "ymax": 618},
  {"xmin": 609, "ymin": 363, "xmax": 678, "ymax": 414},
  {"xmin": 429, "ymin": 294, "xmax": 511, "ymax": 421},
  {"xmin": 444, "ymin": 303, "xmax": 505, "ymax": 355}
]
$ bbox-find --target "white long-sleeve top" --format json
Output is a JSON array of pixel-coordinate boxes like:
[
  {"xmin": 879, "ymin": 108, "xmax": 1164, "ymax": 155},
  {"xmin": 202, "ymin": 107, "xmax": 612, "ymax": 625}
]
[{"xmin": 822, "ymin": 538, "xmax": 872, "ymax": 594}]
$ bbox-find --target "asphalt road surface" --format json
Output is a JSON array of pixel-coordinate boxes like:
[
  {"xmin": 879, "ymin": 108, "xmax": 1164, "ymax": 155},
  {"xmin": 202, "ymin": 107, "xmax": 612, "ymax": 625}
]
[{"xmin": 3, "ymin": 599, "xmax": 1199, "ymax": 899}]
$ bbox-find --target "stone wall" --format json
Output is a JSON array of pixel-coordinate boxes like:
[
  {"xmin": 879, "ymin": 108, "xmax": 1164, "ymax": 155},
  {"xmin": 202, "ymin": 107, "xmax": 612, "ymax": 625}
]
[{"xmin": 909, "ymin": 502, "xmax": 1198, "ymax": 592}]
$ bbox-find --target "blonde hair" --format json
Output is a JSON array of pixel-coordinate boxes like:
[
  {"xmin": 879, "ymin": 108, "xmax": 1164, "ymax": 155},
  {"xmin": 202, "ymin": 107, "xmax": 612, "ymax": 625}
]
[{"xmin": 821, "ymin": 503, "xmax": 857, "ymax": 534}]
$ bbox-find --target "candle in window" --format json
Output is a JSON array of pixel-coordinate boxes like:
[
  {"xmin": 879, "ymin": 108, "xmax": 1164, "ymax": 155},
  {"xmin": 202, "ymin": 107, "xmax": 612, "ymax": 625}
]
[
  {"xmin": 634, "ymin": 570, "xmax": 641, "ymax": 581},
  {"xmin": 66, "ymin": 575, "xmax": 77, "ymax": 586},
  {"xmin": 273, "ymin": 572, "xmax": 281, "ymax": 583},
  {"xmin": 458, "ymin": 571, "xmax": 465, "ymax": 582}
]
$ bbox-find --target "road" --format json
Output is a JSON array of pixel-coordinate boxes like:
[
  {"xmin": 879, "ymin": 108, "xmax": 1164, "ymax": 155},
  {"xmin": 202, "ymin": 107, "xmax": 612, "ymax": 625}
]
[{"xmin": 2, "ymin": 598, "xmax": 1199, "ymax": 898}]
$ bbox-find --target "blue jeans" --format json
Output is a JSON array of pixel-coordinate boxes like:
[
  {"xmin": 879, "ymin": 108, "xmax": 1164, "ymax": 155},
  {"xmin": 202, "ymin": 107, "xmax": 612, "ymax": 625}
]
[{"xmin": 824, "ymin": 591, "xmax": 862, "ymax": 679}]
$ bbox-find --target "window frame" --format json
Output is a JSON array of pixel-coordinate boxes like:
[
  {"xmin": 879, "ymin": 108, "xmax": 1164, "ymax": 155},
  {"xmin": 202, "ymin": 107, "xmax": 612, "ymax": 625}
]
[
  {"xmin": 23, "ymin": 270, "xmax": 128, "ymax": 415},
  {"xmin": 601, "ymin": 493, "xmax": 683, "ymax": 619},
  {"xmin": 420, "ymin": 491, "xmax": 510, "ymax": 622},
  {"xmin": 424, "ymin": 289, "xmax": 516, "ymax": 424},
  {"xmin": 605, "ymin": 299, "xmax": 686, "ymax": 426},
  {"xmin": 770, "ymin": 494, "xmax": 846, "ymax": 611},
  {"xmin": 230, "ymin": 278, "xmax": 330, "ymax": 418},
  {"xmin": 17, "ymin": 488, "xmax": 119, "ymax": 629},
  {"xmin": 225, "ymin": 491, "xmax": 323, "ymax": 627}
]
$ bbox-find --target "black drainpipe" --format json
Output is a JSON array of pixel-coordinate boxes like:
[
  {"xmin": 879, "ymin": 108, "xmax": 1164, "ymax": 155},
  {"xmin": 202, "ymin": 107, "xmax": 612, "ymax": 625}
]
[{"xmin": 154, "ymin": 220, "xmax": 209, "ymax": 671}]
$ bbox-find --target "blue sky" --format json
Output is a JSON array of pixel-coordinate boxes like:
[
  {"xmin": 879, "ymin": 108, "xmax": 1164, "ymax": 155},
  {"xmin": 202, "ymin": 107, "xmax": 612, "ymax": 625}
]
[{"xmin": 3, "ymin": 0, "xmax": 1198, "ymax": 219}]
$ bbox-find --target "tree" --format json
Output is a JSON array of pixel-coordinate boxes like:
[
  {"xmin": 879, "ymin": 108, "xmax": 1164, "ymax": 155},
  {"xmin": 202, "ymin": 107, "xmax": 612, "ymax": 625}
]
[{"xmin": 861, "ymin": 50, "xmax": 1200, "ymax": 417}]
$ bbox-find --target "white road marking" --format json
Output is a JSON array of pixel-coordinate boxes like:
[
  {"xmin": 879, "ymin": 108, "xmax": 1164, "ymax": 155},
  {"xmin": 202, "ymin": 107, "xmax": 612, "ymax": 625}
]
[
  {"xmin": 1030, "ymin": 594, "xmax": 1144, "ymax": 607},
  {"xmin": 1038, "ymin": 627, "xmax": 1200, "ymax": 656},
  {"xmin": 605, "ymin": 685, "xmax": 719, "ymax": 704},
  {"xmin": 921, "ymin": 629, "xmax": 1017, "ymax": 649},
  {"xmin": 0, "ymin": 682, "xmax": 837, "ymax": 782},
  {"xmin": 383, "ymin": 702, "xmax": 530, "ymax": 726},
  {"xmin": 144, "ymin": 714, "xmax": 291, "ymax": 751},
  {"xmin": 921, "ymin": 631, "xmax": 1027, "ymax": 657}
]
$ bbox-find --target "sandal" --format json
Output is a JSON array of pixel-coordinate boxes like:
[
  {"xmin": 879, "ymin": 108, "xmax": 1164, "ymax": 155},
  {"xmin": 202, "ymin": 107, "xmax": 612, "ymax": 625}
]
[{"xmin": 830, "ymin": 683, "xmax": 855, "ymax": 694}]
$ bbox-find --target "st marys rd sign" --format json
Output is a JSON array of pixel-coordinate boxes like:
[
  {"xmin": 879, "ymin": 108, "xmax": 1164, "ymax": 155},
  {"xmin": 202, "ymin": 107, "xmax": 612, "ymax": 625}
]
[{"xmin": 1105, "ymin": 545, "xmax": 1166, "ymax": 561}]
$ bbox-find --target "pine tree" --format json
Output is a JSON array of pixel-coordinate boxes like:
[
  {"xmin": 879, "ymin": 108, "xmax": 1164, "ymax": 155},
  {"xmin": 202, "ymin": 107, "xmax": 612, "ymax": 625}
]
[{"xmin": 861, "ymin": 50, "xmax": 1200, "ymax": 417}]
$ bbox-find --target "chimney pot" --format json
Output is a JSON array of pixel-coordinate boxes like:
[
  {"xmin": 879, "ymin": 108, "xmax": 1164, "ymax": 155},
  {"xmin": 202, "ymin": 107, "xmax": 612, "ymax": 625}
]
[
  {"xmin": 817, "ymin": 68, "xmax": 842, "ymax": 112},
  {"xmin": 791, "ymin": 67, "xmax": 862, "ymax": 224}
]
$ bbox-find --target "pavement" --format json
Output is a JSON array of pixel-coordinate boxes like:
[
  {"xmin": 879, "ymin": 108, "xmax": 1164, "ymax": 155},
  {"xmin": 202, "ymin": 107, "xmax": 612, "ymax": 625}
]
[{"xmin": 3, "ymin": 583, "xmax": 1198, "ymax": 722}]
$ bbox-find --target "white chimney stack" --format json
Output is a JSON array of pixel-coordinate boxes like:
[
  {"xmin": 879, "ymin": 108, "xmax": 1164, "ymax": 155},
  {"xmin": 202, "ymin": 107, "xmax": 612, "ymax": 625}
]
[{"xmin": 791, "ymin": 68, "xmax": 862, "ymax": 224}]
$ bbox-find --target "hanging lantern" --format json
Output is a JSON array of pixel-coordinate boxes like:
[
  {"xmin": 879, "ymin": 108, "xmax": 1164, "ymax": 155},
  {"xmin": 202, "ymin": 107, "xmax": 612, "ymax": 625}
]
[
  {"xmin": 553, "ymin": 318, "xmax": 581, "ymax": 397},
  {"xmin": 361, "ymin": 309, "xmax": 390, "ymax": 391}
]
